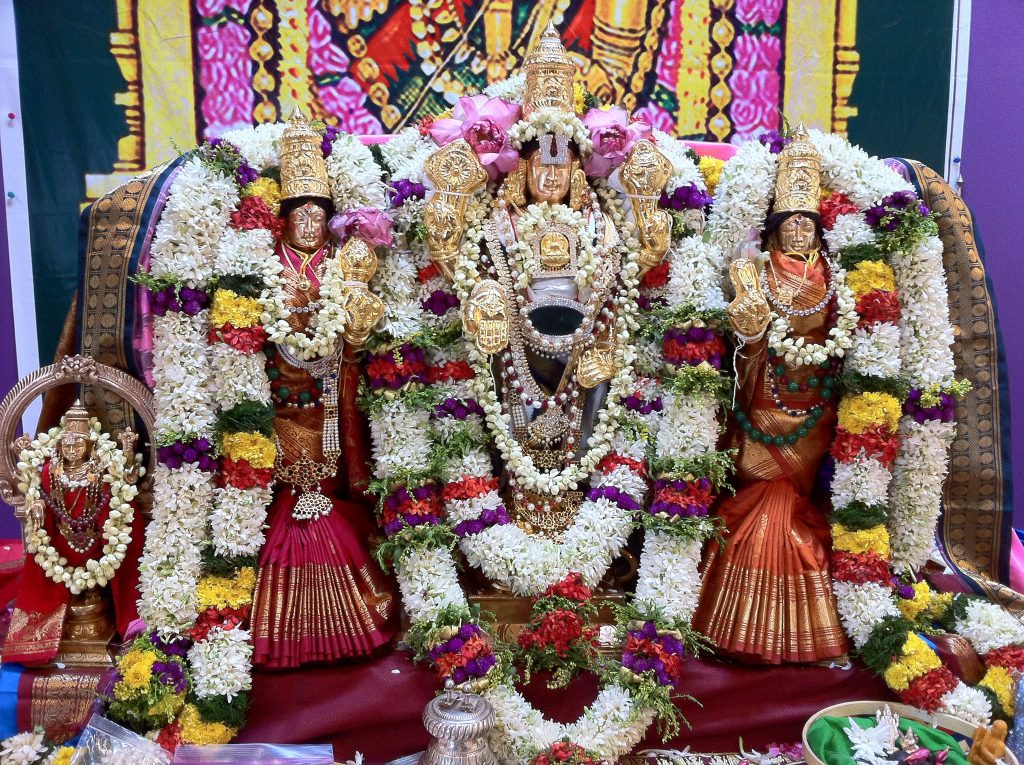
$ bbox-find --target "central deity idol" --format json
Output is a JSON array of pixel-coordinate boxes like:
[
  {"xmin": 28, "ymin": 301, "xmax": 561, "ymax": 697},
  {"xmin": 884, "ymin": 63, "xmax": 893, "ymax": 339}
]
[{"xmin": 421, "ymin": 26, "xmax": 660, "ymax": 538}]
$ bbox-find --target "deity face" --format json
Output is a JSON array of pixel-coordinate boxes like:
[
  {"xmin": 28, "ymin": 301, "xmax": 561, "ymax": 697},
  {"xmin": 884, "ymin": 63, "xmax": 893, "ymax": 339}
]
[
  {"xmin": 286, "ymin": 201, "xmax": 329, "ymax": 253},
  {"xmin": 526, "ymin": 149, "xmax": 572, "ymax": 205},
  {"xmin": 774, "ymin": 213, "xmax": 818, "ymax": 254},
  {"xmin": 60, "ymin": 434, "xmax": 89, "ymax": 467}
]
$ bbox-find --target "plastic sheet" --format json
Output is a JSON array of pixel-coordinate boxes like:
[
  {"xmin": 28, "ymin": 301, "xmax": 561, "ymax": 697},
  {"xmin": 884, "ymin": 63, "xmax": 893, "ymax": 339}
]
[
  {"xmin": 70, "ymin": 715, "xmax": 171, "ymax": 765},
  {"xmin": 173, "ymin": 744, "xmax": 335, "ymax": 764}
]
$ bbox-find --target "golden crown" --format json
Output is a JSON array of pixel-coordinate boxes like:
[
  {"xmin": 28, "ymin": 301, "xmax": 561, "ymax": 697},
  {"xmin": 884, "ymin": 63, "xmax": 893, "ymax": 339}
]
[
  {"xmin": 773, "ymin": 125, "xmax": 821, "ymax": 216},
  {"xmin": 523, "ymin": 23, "xmax": 576, "ymax": 118},
  {"xmin": 280, "ymin": 110, "xmax": 331, "ymax": 202},
  {"xmin": 63, "ymin": 399, "xmax": 91, "ymax": 436}
]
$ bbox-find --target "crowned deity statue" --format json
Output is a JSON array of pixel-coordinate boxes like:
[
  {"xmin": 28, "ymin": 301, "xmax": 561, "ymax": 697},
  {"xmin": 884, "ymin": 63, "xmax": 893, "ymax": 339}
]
[
  {"xmin": 5, "ymin": 400, "xmax": 145, "ymax": 665},
  {"xmin": 250, "ymin": 112, "xmax": 397, "ymax": 669},
  {"xmin": 692, "ymin": 128, "xmax": 850, "ymax": 664},
  {"xmin": 419, "ymin": 25, "xmax": 667, "ymax": 539}
]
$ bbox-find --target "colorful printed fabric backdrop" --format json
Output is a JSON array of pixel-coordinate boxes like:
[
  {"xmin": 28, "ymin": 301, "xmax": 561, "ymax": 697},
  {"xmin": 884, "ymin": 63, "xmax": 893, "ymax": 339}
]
[{"xmin": 13, "ymin": 0, "xmax": 952, "ymax": 363}]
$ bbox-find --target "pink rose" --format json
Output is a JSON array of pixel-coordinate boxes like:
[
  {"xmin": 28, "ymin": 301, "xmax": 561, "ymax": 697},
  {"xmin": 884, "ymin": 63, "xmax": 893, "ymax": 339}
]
[
  {"xmin": 329, "ymin": 207, "xmax": 394, "ymax": 247},
  {"xmin": 429, "ymin": 94, "xmax": 522, "ymax": 179},
  {"xmin": 583, "ymin": 107, "xmax": 652, "ymax": 178}
]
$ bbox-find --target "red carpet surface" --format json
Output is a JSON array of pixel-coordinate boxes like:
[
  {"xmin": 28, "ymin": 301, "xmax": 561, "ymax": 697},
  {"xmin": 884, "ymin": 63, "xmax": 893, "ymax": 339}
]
[{"xmin": 241, "ymin": 650, "xmax": 893, "ymax": 763}]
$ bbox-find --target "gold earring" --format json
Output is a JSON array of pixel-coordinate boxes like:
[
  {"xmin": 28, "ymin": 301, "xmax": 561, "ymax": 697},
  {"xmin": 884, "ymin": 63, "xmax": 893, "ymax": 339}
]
[
  {"xmin": 569, "ymin": 160, "xmax": 587, "ymax": 211},
  {"xmin": 502, "ymin": 159, "xmax": 528, "ymax": 207}
]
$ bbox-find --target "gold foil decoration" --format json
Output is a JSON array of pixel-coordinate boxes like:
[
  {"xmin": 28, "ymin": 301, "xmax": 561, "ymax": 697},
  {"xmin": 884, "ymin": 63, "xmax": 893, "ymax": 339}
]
[
  {"xmin": 423, "ymin": 139, "xmax": 488, "ymax": 279},
  {"xmin": 726, "ymin": 258, "xmax": 771, "ymax": 339},
  {"xmin": 341, "ymin": 288, "xmax": 385, "ymax": 348},
  {"xmin": 569, "ymin": 160, "xmax": 587, "ymax": 211},
  {"xmin": 620, "ymin": 139, "xmax": 673, "ymax": 272},
  {"xmin": 577, "ymin": 329, "xmax": 617, "ymax": 389},
  {"xmin": 501, "ymin": 159, "xmax": 528, "ymax": 208},
  {"xmin": 773, "ymin": 125, "xmax": 822, "ymax": 215},
  {"xmin": 461, "ymin": 280, "xmax": 510, "ymax": 355},
  {"xmin": 280, "ymin": 110, "xmax": 331, "ymax": 202},
  {"xmin": 337, "ymin": 237, "xmax": 378, "ymax": 282},
  {"xmin": 522, "ymin": 23, "xmax": 576, "ymax": 117}
]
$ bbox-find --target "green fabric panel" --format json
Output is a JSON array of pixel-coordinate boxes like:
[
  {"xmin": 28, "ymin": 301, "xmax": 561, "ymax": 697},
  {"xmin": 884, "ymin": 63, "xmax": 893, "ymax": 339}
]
[
  {"xmin": 13, "ymin": 0, "xmax": 127, "ymax": 362},
  {"xmin": 807, "ymin": 714, "xmax": 969, "ymax": 765},
  {"xmin": 847, "ymin": 0, "xmax": 955, "ymax": 173}
]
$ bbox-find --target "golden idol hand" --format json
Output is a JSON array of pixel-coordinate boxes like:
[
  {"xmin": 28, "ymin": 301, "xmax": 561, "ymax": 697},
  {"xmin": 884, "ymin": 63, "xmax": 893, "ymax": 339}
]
[{"xmin": 727, "ymin": 259, "xmax": 771, "ymax": 340}]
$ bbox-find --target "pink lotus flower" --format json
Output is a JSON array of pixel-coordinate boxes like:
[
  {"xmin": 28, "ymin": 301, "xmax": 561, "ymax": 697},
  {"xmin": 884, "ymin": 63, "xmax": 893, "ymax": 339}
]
[
  {"xmin": 330, "ymin": 207, "xmax": 394, "ymax": 247},
  {"xmin": 428, "ymin": 94, "xmax": 522, "ymax": 179},
  {"xmin": 583, "ymin": 107, "xmax": 652, "ymax": 178}
]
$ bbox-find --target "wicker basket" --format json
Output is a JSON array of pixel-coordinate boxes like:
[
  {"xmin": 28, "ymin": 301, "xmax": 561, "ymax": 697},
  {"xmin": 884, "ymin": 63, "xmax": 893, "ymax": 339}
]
[{"xmin": 802, "ymin": 700, "xmax": 1020, "ymax": 765}]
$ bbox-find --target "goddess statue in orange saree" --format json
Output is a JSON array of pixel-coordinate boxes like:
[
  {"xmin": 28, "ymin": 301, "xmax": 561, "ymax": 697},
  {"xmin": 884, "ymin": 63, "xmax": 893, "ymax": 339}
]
[{"xmin": 692, "ymin": 130, "xmax": 848, "ymax": 664}]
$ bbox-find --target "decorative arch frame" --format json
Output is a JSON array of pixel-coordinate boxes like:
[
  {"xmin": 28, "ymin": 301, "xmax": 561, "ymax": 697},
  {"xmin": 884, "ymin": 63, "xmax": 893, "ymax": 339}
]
[{"xmin": 0, "ymin": 354, "xmax": 156, "ymax": 533}]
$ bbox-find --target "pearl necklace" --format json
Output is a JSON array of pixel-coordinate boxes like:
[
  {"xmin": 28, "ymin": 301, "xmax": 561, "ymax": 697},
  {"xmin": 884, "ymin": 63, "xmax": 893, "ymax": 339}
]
[{"xmin": 761, "ymin": 255, "xmax": 836, "ymax": 317}]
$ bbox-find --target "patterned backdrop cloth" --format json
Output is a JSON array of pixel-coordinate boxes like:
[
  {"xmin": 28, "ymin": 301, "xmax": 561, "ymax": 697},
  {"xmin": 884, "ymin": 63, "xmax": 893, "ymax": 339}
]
[{"xmin": 85, "ymin": 0, "xmax": 859, "ymax": 201}]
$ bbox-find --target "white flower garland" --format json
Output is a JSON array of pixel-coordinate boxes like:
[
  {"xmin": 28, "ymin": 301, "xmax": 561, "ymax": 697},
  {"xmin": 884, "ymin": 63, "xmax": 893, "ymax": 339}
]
[
  {"xmin": 17, "ymin": 422, "xmax": 138, "ymax": 595},
  {"xmin": 508, "ymin": 107, "xmax": 593, "ymax": 156},
  {"xmin": 766, "ymin": 269, "xmax": 857, "ymax": 366}
]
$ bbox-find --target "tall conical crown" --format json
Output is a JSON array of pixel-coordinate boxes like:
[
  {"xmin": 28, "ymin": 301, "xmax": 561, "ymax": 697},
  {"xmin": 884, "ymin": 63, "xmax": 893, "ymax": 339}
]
[
  {"xmin": 63, "ymin": 399, "xmax": 90, "ymax": 436},
  {"xmin": 522, "ymin": 23, "xmax": 576, "ymax": 117},
  {"xmin": 279, "ymin": 110, "xmax": 331, "ymax": 202},
  {"xmin": 773, "ymin": 125, "xmax": 821, "ymax": 216}
]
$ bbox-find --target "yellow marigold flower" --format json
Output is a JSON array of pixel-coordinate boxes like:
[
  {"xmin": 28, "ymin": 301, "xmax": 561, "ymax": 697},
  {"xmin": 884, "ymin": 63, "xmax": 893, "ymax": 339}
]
[
  {"xmin": 210, "ymin": 289, "xmax": 262, "ymax": 329},
  {"xmin": 573, "ymin": 82, "xmax": 586, "ymax": 114},
  {"xmin": 699, "ymin": 156, "xmax": 724, "ymax": 196},
  {"xmin": 980, "ymin": 666, "xmax": 1016, "ymax": 716},
  {"xmin": 883, "ymin": 633, "xmax": 942, "ymax": 691},
  {"xmin": 846, "ymin": 260, "xmax": 896, "ymax": 298},
  {"xmin": 898, "ymin": 581, "xmax": 934, "ymax": 621},
  {"xmin": 837, "ymin": 392, "xmax": 902, "ymax": 435},
  {"xmin": 51, "ymin": 748, "xmax": 76, "ymax": 765},
  {"xmin": 179, "ymin": 705, "xmax": 237, "ymax": 746},
  {"xmin": 197, "ymin": 567, "xmax": 257, "ymax": 610},
  {"xmin": 220, "ymin": 432, "xmax": 275, "ymax": 469},
  {"xmin": 832, "ymin": 523, "xmax": 891, "ymax": 557},
  {"xmin": 114, "ymin": 649, "xmax": 157, "ymax": 699},
  {"xmin": 243, "ymin": 177, "xmax": 281, "ymax": 216}
]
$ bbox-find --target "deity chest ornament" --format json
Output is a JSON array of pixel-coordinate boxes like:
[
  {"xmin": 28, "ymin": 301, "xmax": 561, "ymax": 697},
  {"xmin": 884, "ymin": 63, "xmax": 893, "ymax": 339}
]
[
  {"xmin": 522, "ymin": 24, "xmax": 576, "ymax": 118},
  {"xmin": 773, "ymin": 125, "xmax": 822, "ymax": 215},
  {"xmin": 279, "ymin": 110, "xmax": 331, "ymax": 202}
]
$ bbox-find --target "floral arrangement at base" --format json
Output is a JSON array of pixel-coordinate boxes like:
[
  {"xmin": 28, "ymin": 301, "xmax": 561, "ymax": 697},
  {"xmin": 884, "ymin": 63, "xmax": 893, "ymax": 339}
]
[
  {"xmin": 516, "ymin": 573, "xmax": 600, "ymax": 688},
  {"xmin": 0, "ymin": 730, "xmax": 75, "ymax": 765},
  {"xmin": 709, "ymin": 127, "xmax": 1017, "ymax": 728},
  {"xmin": 529, "ymin": 740, "xmax": 604, "ymax": 765}
]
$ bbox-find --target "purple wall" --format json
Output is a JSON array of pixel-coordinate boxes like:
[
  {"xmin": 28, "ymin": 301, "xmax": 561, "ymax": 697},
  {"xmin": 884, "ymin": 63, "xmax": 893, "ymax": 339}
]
[
  {"xmin": 960, "ymin": 0, "xmax": 1024, "ymax": 526},
  {"xmin": 0, "ymin": 145, "xmax": 27, "ymax": 538}
]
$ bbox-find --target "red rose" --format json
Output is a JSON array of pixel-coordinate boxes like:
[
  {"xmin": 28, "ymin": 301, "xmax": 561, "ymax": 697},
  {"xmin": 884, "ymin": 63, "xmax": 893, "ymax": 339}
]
[
  {"xmin": 856, "ymin": 289, "xmax": 901, "ymax": 327},
  {"xmin": 230, "ymin": 195, "xmax": 284, "ymax": 239},
  {"xmin": 819, "ymin": 192, "xmax": 859, "ymax": 230},
  {"xmin": 208, "ymin": 323, "xmax": 267, "ymax": 353},
  {"xmin": 640, "ymin": 260, "xmax": 670, "ymax": 290}
]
